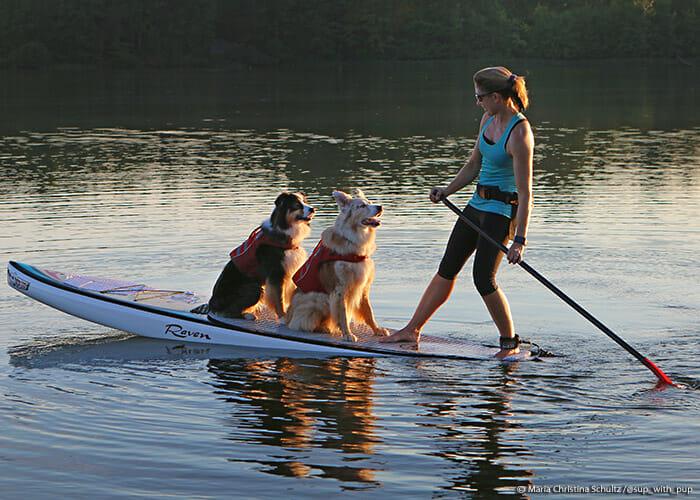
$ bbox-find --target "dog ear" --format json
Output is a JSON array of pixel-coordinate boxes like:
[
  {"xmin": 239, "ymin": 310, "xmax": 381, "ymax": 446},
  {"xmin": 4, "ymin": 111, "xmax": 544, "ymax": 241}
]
[
  {"xmin": 270, "ymin": 204, "xmax": 288, "ymax": 230},
  {"xmin": 351, "ymin": 188, "xmax": 367, "ymax": 201},
  {"xmin": 271, "ymin": 192, "xmax": 291, "ymax": 229},
  {"xmin": 332, "ymin": 190, "xmax": 352, "ymax": 208},
  {"xmin": 274, "ymin": 192, "xmax": 290, "ymax": 207}
]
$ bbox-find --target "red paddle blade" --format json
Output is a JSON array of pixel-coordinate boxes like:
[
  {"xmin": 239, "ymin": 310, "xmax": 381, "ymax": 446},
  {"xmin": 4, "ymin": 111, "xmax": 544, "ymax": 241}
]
[{"xmin": 642, "ymin": 357, "xmax": 675, "ymax": 386}]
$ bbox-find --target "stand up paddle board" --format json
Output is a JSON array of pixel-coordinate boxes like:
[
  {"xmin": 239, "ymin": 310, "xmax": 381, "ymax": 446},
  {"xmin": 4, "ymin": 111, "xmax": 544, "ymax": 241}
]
[{"xmin": 7, "ymin": 261, "xmax": 537, "ymax": 361}]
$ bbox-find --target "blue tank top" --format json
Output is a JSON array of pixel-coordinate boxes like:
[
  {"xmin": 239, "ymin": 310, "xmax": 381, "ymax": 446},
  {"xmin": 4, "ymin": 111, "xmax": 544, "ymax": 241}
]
[{"xmin": 468, "ymin": 112, "xmax": 526, "ymax": 218}]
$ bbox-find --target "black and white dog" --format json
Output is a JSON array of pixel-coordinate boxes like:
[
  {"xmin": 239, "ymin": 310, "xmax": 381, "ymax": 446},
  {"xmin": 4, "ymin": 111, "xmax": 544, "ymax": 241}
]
[{"xmin": 207, "ymin": 192, "xmax": 314, "ymax": 320}]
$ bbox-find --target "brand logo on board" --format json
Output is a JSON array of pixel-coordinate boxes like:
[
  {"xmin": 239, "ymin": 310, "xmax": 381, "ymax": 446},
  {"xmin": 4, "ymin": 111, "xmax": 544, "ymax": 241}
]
[
  {"xmin": 7, "ymin": 270, "xmax": 30, "ymax": 292},
  {"xmin": 164, "ymin": 323, "xmax": 211, "ymax": 340}
]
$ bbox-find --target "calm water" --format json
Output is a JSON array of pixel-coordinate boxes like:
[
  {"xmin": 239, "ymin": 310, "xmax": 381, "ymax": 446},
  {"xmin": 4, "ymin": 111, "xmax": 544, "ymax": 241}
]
[{"xmin": 1, "ymin": 60, "xmax": 699, "ymax": 499}]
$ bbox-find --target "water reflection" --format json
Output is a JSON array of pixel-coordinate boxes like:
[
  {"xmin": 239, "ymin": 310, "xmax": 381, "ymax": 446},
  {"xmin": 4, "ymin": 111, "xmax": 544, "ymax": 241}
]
[
  {"xmin": 6, "ymin": 334, "xmax": 286, "ymax": 369},
  {"xmin": 405, "ymin": 362, "xmax": 533, "ymax": 497},
  {"xmin": 2, "ymin": 61, "xmax": 699, "ymax": 136},
  {"xmin": 8, "ymin": 335, "xmax": 536, "ymax": 491},
  {"xmin": 208, "ymin": 357, "xmax": 380, "ymax": 483},
  {"xmin": 205, "ymin": 355, "xmax": 538, "ymax": 493},
  {"xmin": 2, "ymin": 127, "xmax": 697, "ymax": 203}
]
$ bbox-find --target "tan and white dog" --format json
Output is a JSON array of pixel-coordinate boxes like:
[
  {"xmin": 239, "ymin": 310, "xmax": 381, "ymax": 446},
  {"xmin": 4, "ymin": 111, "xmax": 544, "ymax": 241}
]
[{"xmin": 285, "ymin": 189, "xmax": 388, "ymax": 342}]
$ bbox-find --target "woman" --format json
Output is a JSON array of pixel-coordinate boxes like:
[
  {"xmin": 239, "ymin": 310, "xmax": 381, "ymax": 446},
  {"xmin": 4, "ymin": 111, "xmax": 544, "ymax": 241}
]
[{"xmin": 381, "ymin": 66, "xmax": 533, "ymax": 359}]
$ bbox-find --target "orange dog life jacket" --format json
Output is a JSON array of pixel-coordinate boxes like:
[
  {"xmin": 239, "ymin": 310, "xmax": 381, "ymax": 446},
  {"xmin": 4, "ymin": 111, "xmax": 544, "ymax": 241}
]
[
  {"xmin": 230, "ymin": 226, "xmax": 296, "ymax": 280},
  {"xmin": 292, "ymin": 241, "xmax": 366, "ymax": 293}
]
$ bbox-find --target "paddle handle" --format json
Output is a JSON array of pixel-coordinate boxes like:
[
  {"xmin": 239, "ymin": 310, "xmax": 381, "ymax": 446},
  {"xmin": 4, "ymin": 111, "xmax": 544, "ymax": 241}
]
[{"xmin": 441, "ymin": 197, "xmax": 674, "ymax": 385}]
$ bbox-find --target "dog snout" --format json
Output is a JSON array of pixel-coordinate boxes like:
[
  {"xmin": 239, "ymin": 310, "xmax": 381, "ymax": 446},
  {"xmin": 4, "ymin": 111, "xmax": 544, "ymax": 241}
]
[
  {"xmin": 302, "ymin": 205, "xmax": 316, "ymax": 220},
  {"xmin": 375, "ymin": 205, "xmax": 383, "ymax": 215}
]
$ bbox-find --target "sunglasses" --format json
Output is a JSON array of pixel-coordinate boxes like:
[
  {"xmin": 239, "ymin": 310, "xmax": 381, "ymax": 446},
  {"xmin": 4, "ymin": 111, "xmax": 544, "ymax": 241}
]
[{"xmin": 474, "ymin": 91, "xmax": 493, "ymax": 102}]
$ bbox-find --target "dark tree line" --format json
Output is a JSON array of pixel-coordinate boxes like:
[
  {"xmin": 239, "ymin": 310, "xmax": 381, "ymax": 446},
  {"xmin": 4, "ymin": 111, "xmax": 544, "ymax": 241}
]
[{"xmin": 1, "ymin": 0, "xmax": 697, "ymax": 68}]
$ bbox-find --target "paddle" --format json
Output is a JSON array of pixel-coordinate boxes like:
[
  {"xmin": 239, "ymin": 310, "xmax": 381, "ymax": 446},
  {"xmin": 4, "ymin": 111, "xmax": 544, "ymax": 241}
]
[{"xmin": 442, "ymin": 197, "xmax": 675, "ymax": 386}]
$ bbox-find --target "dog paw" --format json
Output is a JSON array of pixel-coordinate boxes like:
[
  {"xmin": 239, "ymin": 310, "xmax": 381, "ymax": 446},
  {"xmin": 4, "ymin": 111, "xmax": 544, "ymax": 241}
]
[
  {"xmin": 243, "ymin": 312, "xmax": 257, "ymax": 321},
  {"xmin": 343, "ymin": 333, "xmax": 358, "ymax": 342},
  {"xmin": 373, "ymin": 327, "xmax": 390, "ymax": 336}
]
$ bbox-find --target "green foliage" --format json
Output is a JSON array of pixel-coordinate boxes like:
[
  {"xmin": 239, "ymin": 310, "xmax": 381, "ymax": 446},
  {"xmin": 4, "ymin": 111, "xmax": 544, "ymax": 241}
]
[{"xmin": 0, "ymin": 0, "xmax": 697, "ymax": 67}]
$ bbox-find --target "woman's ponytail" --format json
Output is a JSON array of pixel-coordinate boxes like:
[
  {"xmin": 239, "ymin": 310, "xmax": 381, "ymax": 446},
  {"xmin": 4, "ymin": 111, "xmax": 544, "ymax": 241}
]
[{"xmin": 509, "ymin": 73, "xmax": 529, "ymax": 112}]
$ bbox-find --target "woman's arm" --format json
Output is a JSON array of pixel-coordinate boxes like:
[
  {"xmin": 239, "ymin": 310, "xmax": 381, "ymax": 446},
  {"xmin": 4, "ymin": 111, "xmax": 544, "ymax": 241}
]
[
  {"xmin": 443, "ymin": 145, "xmax": 483, "ymax": 197},
  {"xmin": 507, "ymin": 120, "xmax": 534, "ymax": 263},
  {"xmin": 431, "ymin": 113, "xmax": 488, "ymax": 202}
]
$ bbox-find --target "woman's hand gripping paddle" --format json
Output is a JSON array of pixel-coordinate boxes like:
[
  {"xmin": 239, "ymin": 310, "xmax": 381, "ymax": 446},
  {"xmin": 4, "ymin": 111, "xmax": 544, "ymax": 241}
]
[{"xmin": 442, "ymin": 197, "xmax": 676, "ymax": 387}]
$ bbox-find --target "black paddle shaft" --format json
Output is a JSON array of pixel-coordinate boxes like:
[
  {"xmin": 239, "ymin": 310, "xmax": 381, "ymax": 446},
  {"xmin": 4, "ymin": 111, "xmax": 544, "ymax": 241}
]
[{"xmin": 441, "ymin": 197, "xmax": 667, "ymax": 373}]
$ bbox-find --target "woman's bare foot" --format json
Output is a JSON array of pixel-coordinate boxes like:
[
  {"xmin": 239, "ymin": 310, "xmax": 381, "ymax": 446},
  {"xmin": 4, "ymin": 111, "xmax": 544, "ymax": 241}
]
[{"xmin": 378, "ymin": 326, "xmax": 420, "ymax": 343}]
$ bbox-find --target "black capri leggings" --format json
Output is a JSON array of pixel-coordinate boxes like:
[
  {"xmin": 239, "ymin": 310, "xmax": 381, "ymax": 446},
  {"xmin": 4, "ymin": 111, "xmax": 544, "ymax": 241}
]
[{"xmin": 437, "ymin": 204, "xmax": 512, "ymax": 296}]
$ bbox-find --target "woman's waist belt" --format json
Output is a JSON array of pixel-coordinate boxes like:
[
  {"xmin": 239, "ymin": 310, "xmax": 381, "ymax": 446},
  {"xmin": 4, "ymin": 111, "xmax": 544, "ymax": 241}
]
[{"xmin": 476, "ymin": 184, "xmax": 518, "ymax": 205}]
